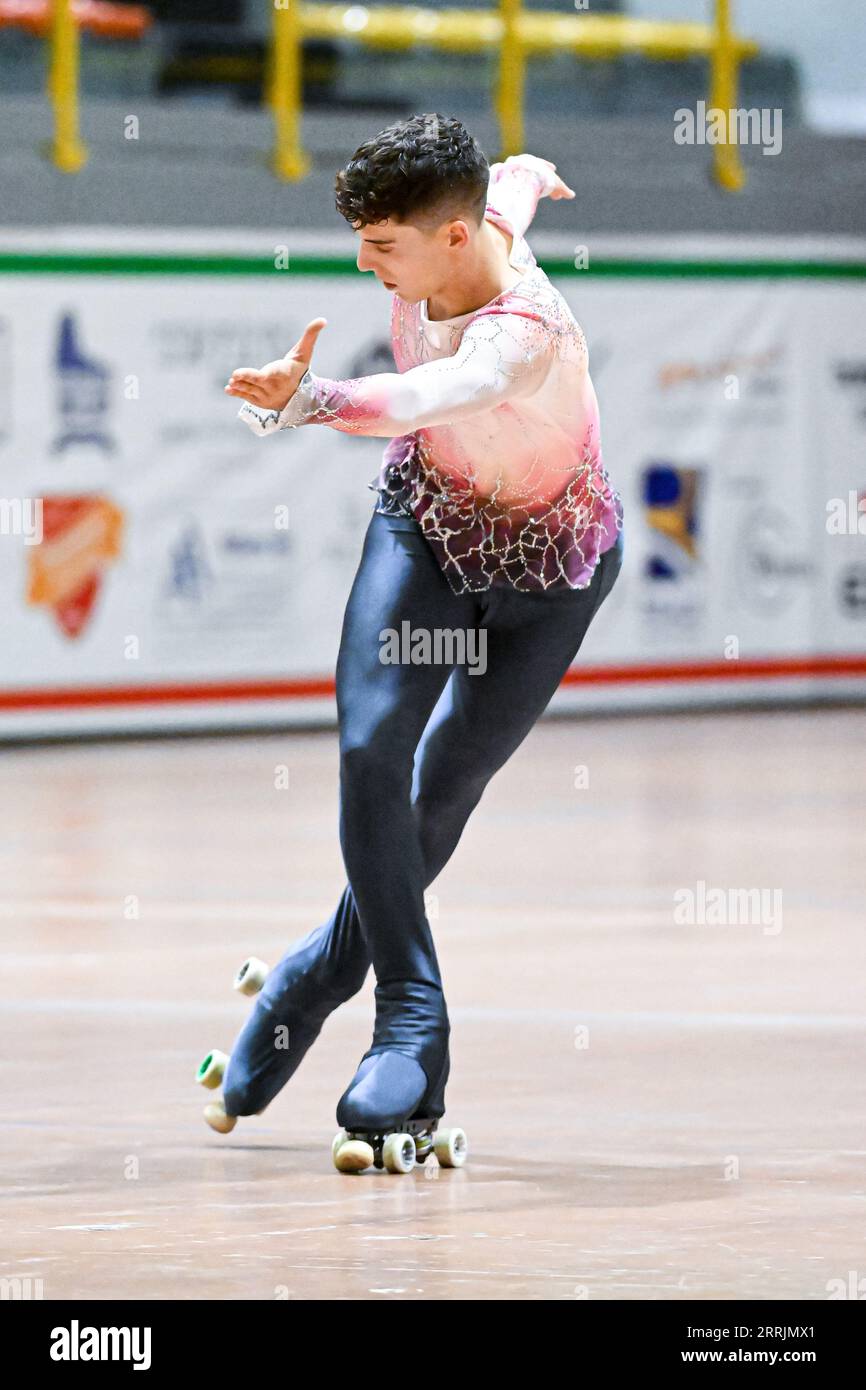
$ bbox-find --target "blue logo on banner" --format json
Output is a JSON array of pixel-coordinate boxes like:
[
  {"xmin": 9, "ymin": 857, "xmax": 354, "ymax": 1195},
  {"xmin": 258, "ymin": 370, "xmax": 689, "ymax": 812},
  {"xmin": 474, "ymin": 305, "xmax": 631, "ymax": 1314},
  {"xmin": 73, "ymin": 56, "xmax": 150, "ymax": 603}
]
[
  {"xmin": 642, "ymin": 463, "xmax": 702, "ymax": 581},
  {"xmin": 165, "ymin": 524, "xmax": 214, "ymax": 603},
  {"xmin": 52, "ymin": 313, "xmax": 114, "ymax": 453}
]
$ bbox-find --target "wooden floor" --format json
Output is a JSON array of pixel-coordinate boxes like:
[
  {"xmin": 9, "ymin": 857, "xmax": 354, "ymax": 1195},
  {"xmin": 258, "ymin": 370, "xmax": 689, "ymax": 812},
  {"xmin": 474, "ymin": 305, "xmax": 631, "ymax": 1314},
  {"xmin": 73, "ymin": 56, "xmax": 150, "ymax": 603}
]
[{"xmin": 1, "ymin": 707, "xmax": 864, "ymax": 1301}]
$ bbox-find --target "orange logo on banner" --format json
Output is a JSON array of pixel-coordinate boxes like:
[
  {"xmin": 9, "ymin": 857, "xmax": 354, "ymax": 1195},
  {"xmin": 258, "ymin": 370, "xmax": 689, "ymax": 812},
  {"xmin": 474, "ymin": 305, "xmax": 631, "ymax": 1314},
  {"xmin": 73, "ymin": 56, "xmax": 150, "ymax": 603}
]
[{"xmin": 27, "ymin": 496, "xmax": 124, "ymax": 638}]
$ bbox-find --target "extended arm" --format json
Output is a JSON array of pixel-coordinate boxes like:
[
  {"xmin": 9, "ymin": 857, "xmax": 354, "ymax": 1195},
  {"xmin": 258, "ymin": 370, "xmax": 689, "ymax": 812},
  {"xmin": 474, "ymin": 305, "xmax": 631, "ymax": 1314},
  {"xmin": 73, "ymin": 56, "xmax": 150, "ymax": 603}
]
[
  {"xmin": 238, "ymin": 307, "xmax": 556, "ymax": 440},
  {"xmin": 485, "ymin": 153, "xmax": 570, "ymax": 240}
]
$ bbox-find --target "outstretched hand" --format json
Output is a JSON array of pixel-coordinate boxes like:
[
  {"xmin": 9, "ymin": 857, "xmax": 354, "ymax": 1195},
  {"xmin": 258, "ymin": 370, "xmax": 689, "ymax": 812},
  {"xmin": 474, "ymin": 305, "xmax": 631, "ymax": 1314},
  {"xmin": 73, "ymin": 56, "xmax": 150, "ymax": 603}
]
[
  {"xmin": 224, "ymin": 317, "xmax": 328, "ymax": 411},
  {"xmin": 534, "ymin": 156, "xmax": 575, "ymax": 200}
]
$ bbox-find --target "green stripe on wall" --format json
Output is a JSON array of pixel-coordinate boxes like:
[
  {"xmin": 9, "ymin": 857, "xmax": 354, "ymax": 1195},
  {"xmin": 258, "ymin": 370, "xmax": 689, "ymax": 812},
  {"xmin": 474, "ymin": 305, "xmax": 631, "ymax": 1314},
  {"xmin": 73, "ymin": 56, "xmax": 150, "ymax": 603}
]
[{"xmin": 0, "ymin": 253, "xmax": 864, "ymax": 278}]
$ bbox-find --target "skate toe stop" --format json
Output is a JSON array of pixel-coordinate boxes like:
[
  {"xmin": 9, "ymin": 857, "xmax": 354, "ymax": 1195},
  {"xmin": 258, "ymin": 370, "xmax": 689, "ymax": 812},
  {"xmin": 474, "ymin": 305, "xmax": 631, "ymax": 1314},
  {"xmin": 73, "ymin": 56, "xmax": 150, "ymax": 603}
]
[
  {"xmin": 333, "ymin": 1135, "xmax": 375, "ymax": 1173},
  {"xmin": 204, "ymin": 1100, "xmax": 237, "ymax": 1134}
]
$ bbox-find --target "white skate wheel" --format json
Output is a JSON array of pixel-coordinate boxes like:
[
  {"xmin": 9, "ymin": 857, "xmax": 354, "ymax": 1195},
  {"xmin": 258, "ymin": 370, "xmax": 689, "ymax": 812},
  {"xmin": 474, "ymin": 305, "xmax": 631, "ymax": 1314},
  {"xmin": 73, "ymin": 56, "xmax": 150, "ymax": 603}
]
[
  {"xmin": 196, "ymin": 1049, "xmax": 228, "ymax": 1090},
  {"xmin": 433, "ymin": 1127, "xmax": 468, "ymax": 1168},
  {"xmin": 234, "ymin": 957, "xmax": 269, "ymax": 996},
  {"xmin": 204, "ymin": 1100, "xmax": 236, "ymax": 1134},
  {"xmin": 333, "ymin": 1136, "xmax": 375, "ymax": 1173},
  {"xmin": 382, "ymin": 1133, "xmax": 416, "ymax": 1174}
]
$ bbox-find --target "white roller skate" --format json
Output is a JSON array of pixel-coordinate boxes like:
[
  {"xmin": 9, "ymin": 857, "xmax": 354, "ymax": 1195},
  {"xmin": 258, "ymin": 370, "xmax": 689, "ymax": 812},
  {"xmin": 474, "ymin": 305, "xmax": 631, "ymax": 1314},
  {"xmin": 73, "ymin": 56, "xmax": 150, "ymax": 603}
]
[{"xmin": 196, "ymin": 956, "xmax": 269, "ymax": 1133}]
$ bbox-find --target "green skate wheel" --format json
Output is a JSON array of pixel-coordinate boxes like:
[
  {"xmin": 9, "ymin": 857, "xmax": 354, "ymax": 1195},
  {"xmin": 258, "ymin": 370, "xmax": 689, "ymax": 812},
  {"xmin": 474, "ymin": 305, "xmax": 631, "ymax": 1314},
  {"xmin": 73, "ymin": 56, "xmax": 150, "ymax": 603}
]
[{"xmin": 196, "ymin": 1049, "xmax": 228, "ymax": 1090}]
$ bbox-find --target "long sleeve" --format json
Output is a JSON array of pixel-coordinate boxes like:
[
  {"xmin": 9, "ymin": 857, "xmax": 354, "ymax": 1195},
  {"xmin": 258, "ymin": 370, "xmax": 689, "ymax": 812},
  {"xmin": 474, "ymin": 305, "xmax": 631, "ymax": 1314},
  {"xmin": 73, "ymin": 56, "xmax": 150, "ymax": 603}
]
[
  {"xmin": 485, "ymin": 153, "xmax": 560, "ymax": 240},
  {"xmin": 238, "ymin": 306, "xmax": 557, "ymax": 441}
]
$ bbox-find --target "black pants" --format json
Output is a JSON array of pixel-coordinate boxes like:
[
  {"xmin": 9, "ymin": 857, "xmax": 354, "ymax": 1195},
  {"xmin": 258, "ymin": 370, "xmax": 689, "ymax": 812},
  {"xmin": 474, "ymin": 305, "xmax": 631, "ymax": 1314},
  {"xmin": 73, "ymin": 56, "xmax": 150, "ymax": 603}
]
[{"xmin": 223, "ymin": 509, "xmax": 624, "ymax": 1120}]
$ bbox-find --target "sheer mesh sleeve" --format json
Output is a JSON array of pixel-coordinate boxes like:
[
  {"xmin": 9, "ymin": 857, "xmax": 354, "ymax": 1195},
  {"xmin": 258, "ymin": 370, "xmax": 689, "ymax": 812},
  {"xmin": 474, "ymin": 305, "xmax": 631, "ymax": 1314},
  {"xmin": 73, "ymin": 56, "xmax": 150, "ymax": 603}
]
[
  {"xmin": 485, "ymin": 153, "xmax": 560, "ymax": 239},
  {"xmin": 237, "ymin": 307, "xmax": 557, "ymax": 441}
]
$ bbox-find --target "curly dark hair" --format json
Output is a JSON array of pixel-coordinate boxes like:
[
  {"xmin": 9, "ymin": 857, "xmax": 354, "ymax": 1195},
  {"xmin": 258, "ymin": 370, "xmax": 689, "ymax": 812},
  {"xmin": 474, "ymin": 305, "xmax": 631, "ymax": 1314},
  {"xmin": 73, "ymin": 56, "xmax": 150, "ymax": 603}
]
[{"xmin": 334, "ymin": 112, "xmax": 489, "ymax": 231}]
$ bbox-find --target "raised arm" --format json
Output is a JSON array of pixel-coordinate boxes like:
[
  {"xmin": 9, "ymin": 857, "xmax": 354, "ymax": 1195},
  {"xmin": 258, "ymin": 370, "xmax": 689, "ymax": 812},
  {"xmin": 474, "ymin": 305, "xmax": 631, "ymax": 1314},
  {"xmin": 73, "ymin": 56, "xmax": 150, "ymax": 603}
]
[
  {"xmin": 485, "ymin": 153, "xmax": 574, "ymax": 240},
  {"xmin": 237, "ymin": 307, "xmax": 557, "ymax": 441}
]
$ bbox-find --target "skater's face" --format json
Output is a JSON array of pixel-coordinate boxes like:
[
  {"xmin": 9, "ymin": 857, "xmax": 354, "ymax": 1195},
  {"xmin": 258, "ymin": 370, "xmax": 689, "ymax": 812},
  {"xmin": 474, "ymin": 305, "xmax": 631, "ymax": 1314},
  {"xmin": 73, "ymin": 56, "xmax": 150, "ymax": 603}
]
[{"xmin": 354, "ymin": 215, "xmax": 475, "ymax": 303}]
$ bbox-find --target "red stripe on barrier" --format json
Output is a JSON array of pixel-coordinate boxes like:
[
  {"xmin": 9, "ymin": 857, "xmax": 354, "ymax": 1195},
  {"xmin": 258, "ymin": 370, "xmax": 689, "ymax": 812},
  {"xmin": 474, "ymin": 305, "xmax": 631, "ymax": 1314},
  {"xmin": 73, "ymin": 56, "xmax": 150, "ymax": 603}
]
[
  {"xmin": 560, "ymin": 655, "xmax": 866, "ymax": 686},
  {"xmin": 0, "ymin": 655, "xmax": 865, "ymax": 711},
  {"xmin": 0, "ymin": 678, "xmax": 335, "ymax": 710}
]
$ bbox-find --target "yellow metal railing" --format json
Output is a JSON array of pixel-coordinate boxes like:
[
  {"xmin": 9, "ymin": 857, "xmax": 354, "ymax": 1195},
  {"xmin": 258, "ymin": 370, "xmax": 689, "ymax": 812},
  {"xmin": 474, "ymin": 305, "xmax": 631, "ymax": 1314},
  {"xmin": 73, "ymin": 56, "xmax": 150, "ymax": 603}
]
[
  {"xmin": 708, "ymin": 0, "xmax": 747, "ymax": 190},
  {"xmin": 17, "ymin": 1, "xmax": 151, "ymax": 172},
  {"xmin": 49, "ymin": 0, "xmax": 87, "ymax": 172},
  {"xmin": 269, "ymin": 0, "xmax": 759, "ymax": 190},
  {"xmin": 38, "ymin": 0, "xmax": 758, "ymax": 190}
]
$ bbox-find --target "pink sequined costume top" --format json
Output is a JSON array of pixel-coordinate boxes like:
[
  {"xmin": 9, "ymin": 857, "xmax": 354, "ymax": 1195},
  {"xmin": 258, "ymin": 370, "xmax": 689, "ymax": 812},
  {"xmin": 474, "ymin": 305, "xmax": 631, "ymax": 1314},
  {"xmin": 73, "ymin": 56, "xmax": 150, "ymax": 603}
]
[{"xmin": 239, "ymin": 153, "xmax": 623, "ymax": 594}]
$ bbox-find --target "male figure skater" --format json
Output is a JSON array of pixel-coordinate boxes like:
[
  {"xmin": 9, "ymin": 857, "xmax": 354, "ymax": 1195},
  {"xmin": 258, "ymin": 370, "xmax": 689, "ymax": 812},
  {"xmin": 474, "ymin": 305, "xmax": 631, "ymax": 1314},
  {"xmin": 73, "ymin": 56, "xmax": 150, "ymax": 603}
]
[{"xmin": 220, "ymin": 113, "xmax": 623, "ymax": 1145}]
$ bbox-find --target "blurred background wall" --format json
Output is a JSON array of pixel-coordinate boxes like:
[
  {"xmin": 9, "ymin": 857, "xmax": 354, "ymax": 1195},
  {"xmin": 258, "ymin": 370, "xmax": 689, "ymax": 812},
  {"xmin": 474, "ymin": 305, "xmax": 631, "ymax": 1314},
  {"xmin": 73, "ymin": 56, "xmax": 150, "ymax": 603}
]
[
  {"xmin": 629, "ymin": 0, "xmax": 866, "ymax": 132},
  {"xmin": 1, "ymin": 1, "xmax": 864, "ymax": 231}
]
